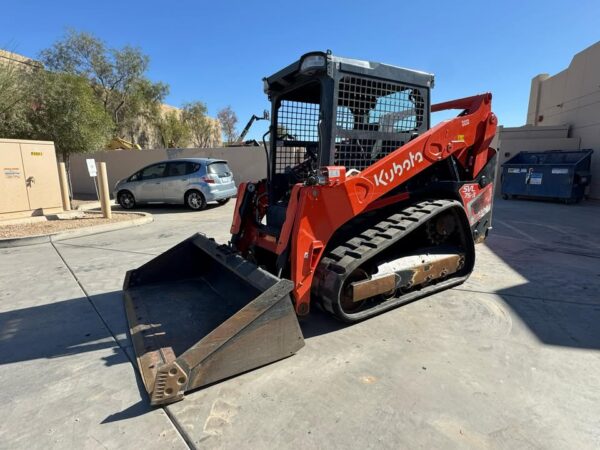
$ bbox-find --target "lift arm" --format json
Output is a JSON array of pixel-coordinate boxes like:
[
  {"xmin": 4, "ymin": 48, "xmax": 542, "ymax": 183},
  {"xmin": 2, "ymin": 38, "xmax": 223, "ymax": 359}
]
[{"xmin": 236, "ymin": 110, "xmax": 269, "ymax": 143}]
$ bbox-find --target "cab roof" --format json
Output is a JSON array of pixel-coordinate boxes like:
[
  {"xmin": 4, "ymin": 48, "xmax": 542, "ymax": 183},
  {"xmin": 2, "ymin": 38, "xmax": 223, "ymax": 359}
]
[{"xmin": 264, "ymin": 51, "xmax": 434, "ymax": 94}]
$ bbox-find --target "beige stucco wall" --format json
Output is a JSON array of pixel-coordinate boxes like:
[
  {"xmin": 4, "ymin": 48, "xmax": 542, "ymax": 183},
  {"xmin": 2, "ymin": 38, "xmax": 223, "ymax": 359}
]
[
  {"xmin": 526, "ymin": 41, "xmax": 600, "ymax": 198},
  {"xmin": 0, "ymin": 49, "xmax": 41, "ymax": 70},
  {"xmin": 70, "ymin": 147, "xmax": 267, "ymax": 197}
]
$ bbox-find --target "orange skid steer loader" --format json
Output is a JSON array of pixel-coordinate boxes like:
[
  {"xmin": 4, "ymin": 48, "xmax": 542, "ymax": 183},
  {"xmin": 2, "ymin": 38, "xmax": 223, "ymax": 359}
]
[{"xmin": 124, "ymin": 51, "xmax": 498, "ymax": 405}]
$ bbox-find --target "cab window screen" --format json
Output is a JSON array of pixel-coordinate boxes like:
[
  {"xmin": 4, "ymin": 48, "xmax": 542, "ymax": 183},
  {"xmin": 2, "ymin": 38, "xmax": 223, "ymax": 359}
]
[
  {"xmin": 334, "ymin": 75, "xmax": 427, "ymax": 171},
  {"xmin": 274, "ymin": 83, "xmax": 321, "ymax": 173}
]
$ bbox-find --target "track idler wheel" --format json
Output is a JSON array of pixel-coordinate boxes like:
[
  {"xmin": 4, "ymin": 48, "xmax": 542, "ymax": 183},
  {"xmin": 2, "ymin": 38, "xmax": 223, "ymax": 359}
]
[{"xmin": 425, "ymin": 211, "xmax": 457, "ymax": 244}]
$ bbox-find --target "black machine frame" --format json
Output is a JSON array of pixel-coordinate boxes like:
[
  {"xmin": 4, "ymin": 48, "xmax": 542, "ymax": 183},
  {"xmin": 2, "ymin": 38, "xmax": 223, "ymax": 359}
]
[{"xmin": 264, "ymin": 51, "xmax": 434, "ymax": 188}]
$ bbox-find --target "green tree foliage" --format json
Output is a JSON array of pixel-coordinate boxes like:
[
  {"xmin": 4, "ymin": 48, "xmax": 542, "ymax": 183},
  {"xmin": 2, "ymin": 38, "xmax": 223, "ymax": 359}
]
[
  {"xmin": 156, "ymin": 111, "xmax": 191, "ymax": 148},
  {"xmin": 40, "ymin": 30, "xmax": 168, "ymax": 140},
  {"xmin": 217, "ymin": 105, "xmax": 238, "ymax": 144},
  {"xmin": 28, "ymin": 72, "xmax": 113, "ymax": 165},
  {"xmin": 120, "ymin": 79, "xmax": 169, "ymax": 145},
  {"xmin": 182, "ymin": 101, "xmax": 222, "ymax": 147},
  {"xmin": 0, "ymin": 58, "xmax": 34, "ymax": 137}
]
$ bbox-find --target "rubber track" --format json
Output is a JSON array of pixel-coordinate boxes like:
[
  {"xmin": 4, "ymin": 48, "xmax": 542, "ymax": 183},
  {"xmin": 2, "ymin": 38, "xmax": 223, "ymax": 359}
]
[{"xmin": 315, "ymin": 199, "xmax": 474, "ymax": 322}]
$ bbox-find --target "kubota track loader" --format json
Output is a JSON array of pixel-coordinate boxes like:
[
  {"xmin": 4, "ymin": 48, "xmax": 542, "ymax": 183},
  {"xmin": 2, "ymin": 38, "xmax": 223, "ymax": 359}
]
[{"xmin": 124, "ymin": 51, "xmax": 498, "ymax": 405}]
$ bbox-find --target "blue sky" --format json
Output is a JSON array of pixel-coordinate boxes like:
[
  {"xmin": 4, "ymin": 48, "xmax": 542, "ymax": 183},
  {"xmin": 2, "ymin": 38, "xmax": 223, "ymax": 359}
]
[{"xmin": 2, "ymin": 0, "xmax": 599, "ymax": 139}]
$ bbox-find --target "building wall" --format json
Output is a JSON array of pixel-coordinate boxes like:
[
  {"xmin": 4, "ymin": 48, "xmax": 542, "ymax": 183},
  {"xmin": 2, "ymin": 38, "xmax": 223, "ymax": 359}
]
[
  {"xmin": 526, "ymin": 41, "xmax": 600, "ymax": 198},
  {"xmin": 0, "ymin": 49, "xmax": 41, "ymax": 70},
  {"xmin": 70, "ymin": 147, "xmax": 267, "ymax": 197}
]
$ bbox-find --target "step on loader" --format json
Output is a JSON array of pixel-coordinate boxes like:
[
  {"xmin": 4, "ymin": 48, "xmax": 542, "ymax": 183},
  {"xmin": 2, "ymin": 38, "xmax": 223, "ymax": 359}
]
[{"xmin": 124, "ymin": 51, "xmax": 498, "ymax": 405}]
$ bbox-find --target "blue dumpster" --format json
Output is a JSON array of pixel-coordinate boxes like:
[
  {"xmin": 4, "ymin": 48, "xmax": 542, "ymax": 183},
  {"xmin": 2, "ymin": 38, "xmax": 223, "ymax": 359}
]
[{"xmin": 501, "ymin": 149, "xmax": 593, "ymax": 203}]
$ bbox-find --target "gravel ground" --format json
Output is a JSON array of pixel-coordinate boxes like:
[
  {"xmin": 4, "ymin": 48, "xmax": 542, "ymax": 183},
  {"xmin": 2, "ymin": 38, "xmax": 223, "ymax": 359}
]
[{"xmin": 0, "ymin": 212, "xmax": 142, "ymax": 238}]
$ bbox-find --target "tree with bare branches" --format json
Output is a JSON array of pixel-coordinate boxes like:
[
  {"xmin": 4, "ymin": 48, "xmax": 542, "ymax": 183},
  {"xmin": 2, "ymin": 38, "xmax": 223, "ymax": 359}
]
[{"xmin": 217, "ymin": 105, "xmax": 238, "ymax": 144}]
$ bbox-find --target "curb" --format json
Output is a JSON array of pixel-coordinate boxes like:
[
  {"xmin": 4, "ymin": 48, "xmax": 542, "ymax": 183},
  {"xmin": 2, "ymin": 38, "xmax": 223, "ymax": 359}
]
[
  {"xmin": 0, "ymin": 212, "xmax": 153, "ymax": 248},
  {"xmin": 75, "ymin": 200, "xmax": 117, "ymax": 211}
]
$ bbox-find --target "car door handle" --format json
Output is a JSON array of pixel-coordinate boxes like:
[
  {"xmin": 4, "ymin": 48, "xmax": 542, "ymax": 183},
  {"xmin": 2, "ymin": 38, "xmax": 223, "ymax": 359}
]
[{"xmin": 154, "ymin": 182, "xmax": 161, "ymax": 184}]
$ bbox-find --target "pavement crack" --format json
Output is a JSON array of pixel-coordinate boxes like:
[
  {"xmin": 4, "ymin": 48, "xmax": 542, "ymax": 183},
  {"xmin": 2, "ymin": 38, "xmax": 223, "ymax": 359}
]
[
  {"xmin": 50, "ymin": 241, "xmax": 193, "ymax": 449},
  {"xmin": 54, "ymin": 241, "xmax": 157, "ymax": 256},
  {"xmin": 164, "ymin": 406, "xmax": 196, "ymax": 450},
  {"xmin": 50, "ymin": 241, "xmax": 134, "ymax": 363}
]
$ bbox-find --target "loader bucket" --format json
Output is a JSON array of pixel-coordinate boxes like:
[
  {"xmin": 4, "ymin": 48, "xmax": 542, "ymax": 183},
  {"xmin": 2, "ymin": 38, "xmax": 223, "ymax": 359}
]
[{"xmin": 123, "ymin": 234, "xmax": 305, "ymax": 405}]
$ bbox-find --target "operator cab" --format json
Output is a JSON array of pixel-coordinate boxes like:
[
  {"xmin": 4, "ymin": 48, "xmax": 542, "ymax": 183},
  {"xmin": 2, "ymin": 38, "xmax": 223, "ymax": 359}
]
[{"xmin": 263, "ymin": 51, "xmax": 434, "ymax": 214}]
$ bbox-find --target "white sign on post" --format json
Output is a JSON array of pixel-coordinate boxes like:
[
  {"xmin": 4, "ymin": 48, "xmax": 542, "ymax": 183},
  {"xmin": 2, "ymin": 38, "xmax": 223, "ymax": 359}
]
[
  {"xmin": 86, "ymin": 159, "xmax": 97, "ymax": 177},
  {"xmin": 86, "ymin": 158, "xmax": 100, "ymax": 201}
]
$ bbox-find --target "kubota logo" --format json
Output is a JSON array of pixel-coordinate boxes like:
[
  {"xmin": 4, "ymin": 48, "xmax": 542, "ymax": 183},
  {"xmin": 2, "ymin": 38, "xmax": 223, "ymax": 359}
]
[{"xmin": 373, "ymin": 151, "xmax": 424, "ymax": 187}]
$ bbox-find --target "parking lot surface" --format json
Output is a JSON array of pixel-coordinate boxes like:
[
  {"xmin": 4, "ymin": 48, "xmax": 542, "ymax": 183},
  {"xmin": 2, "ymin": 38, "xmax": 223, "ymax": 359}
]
[{"xmin": 1, "ymin": 199, "xmax": 599, "ymax": 449}]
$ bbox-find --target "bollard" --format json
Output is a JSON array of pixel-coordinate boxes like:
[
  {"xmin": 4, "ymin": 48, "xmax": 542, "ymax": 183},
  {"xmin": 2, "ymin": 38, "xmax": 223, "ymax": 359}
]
[
  {"xmin": 58, "ymin": 162, "xmax": 71, "ymax": 211},
  {"xmin": 98, "ymin": 162, "xmax": 112, "ymax": 219}
]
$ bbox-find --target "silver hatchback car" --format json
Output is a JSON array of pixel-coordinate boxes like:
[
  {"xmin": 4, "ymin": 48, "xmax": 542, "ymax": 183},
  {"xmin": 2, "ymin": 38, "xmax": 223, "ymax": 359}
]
[{"xmin": 113, "ymin": 158, "xmax": 237, "ymax": 210}]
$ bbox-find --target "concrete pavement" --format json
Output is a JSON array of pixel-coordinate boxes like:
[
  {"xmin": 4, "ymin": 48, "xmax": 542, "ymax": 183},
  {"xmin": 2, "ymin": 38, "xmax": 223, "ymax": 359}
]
[{"xmin": 1, "ymin": 199, "xmax": 599, "ymax": 449}]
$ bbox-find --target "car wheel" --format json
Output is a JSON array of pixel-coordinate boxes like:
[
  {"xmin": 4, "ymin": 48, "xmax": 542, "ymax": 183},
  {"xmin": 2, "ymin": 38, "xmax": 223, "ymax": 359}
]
[
  {"xmin": 217, "ymin": 198, "xmax": 230, "ymax": 206},
  {"xmin": 118, "ymin": 190, "xmax": 136, "ymax": 209},
  {"xmin": 185, "ymin": 190, "xmax": 206, "ymax": 210}
]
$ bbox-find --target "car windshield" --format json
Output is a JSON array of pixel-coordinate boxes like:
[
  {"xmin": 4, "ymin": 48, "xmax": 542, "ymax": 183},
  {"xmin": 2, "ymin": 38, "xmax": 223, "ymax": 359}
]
[{"xmin": 207, "ymin": 162, "xmax": 231, "ymax": 177}]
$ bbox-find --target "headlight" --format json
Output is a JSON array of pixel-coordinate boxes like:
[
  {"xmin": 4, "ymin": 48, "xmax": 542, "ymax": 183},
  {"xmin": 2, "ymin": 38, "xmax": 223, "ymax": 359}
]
[{"xmin": 300, "ymin": 55, "xmax": 326, "ymax": 73}]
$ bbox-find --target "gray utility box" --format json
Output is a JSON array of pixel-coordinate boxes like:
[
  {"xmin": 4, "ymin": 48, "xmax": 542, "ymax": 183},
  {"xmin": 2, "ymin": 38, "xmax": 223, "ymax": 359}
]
[{"xmin": 501, "ymin": 149, "xmax": 593, "ymax": 203}]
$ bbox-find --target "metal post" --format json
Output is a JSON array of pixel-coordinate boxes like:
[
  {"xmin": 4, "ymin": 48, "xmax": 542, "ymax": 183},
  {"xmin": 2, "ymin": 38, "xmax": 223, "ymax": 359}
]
[
  {"xmin": 98, "ymin": 162, "xmax": 112, "ymax": 219},
  {"xmin": 93, "ymin": 176, "xmax": 100, "ymax": 202},
  {"xmin": 58, "ymin": 162, "xmax": 71, "ymax": 211}
]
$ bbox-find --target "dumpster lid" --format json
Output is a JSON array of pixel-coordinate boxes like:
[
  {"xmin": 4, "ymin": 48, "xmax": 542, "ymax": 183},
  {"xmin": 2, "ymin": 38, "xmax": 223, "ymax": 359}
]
[{"xmin": 502, "ymin": 149, "xmax": 593, "ymax": 166}]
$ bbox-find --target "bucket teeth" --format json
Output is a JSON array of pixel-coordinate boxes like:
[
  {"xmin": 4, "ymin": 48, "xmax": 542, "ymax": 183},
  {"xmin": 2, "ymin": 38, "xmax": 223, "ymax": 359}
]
[{"xmin": 150, "ymin": 362, "xmax": 187, "ymax": 405}]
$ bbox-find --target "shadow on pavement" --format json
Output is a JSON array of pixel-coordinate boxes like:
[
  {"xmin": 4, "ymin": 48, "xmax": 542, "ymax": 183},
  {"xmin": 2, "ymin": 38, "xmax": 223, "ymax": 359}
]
[
  {"xmin": 300, "ymin": 307, "xmax": 347, "ymax": 338},
  {"xmin": 0, "ymin": 289, "xmax": 154, "ymax": 421},
  {"xmin": 498, "ymin": 289, "xmax": 600, "ymax": 349},
  {"xmin": 0, "ymin": 295, "xmax": 125, "ymax": 366},
  {"xmin": 112, "ymin": 202, "xmax": 225, "ymax": 215},
  {"xmin": 101, "ymin": 399, "xmax": 150, "ymax": 424},
  {"xmin": 483, "ymin": 200, "xmax": 600, "ymax": 350}
]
